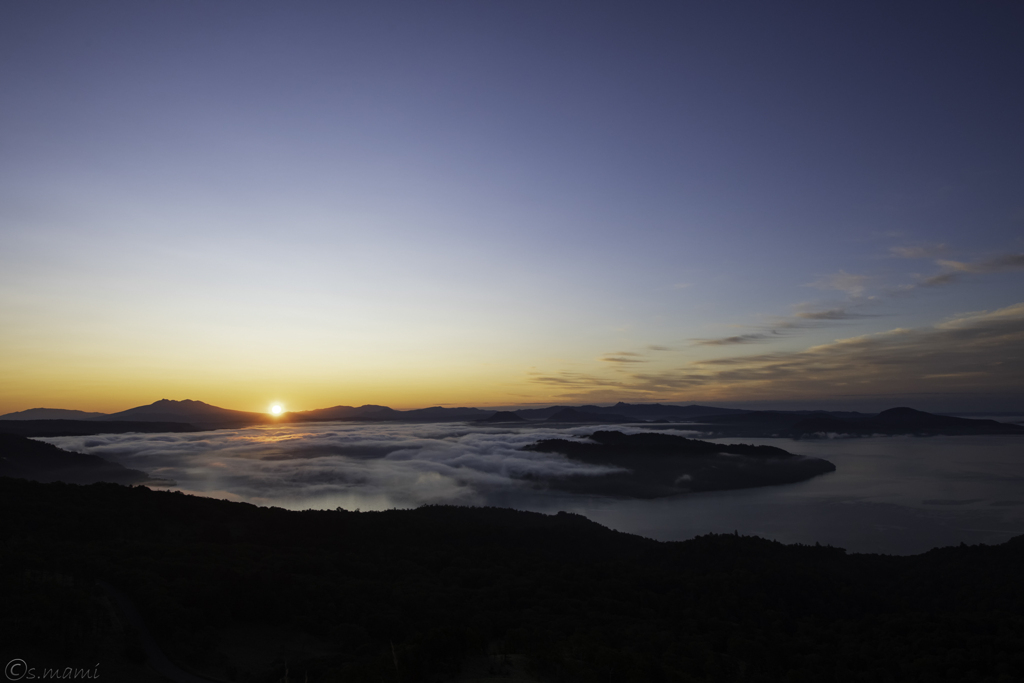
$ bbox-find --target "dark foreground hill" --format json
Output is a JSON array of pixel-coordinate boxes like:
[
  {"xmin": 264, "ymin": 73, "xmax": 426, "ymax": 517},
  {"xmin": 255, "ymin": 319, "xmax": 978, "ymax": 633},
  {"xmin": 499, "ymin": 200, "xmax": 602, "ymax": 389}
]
[
  {"xmin": 3, "ymin": 478, "xmax": 1024, "ymax": 683},
  {"xmin": 0, "ymin": 433, "xmax": 164, "ymax": 485}
]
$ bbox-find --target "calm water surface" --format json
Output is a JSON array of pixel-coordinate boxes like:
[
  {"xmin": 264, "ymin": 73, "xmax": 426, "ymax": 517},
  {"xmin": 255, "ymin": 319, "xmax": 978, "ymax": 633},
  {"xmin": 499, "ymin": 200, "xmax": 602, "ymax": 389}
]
[{"xmin": 564, "ymin": 435, "xmax": 1024, "ymax": 555}]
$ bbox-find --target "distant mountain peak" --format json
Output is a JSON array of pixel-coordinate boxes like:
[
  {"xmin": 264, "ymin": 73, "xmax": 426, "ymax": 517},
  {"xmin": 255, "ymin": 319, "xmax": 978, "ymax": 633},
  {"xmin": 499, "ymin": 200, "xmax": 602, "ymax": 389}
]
[
  {"xmin": 876, "ymin": 407, "xmax": 923, "ymax": 417},
  {"xmin": 0, "ymin": 408, "xmax": 109, "ymax": 421},
  {"xmin": 546, "ymin": 408, "xmax": 631, "ymax": 423},
  {"xmin": 99, "ymin": 398, "xmax": 268, "ymax": 429},
  {"xmin": 478, "ymin": 411, "xmax": 527, "ymax": 423}
]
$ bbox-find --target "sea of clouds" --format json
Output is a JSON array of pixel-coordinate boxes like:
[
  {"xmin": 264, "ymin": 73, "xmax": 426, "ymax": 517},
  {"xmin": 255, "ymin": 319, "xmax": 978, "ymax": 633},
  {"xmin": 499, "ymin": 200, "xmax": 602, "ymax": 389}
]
[
  {"xmin": 41, "ymin": 422, "xmax": 680, "ymax": 510},
  {"xmin": 38, "ymin": 425, "xmax": 1024, "ymax": 553}
]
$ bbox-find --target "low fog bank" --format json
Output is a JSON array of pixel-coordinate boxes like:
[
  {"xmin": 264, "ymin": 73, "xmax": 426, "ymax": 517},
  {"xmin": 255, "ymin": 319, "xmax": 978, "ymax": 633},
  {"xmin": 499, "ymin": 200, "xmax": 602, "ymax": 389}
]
[{"xmin": 41, "ymin": 422, "xmax": 672, "ymax": 509}]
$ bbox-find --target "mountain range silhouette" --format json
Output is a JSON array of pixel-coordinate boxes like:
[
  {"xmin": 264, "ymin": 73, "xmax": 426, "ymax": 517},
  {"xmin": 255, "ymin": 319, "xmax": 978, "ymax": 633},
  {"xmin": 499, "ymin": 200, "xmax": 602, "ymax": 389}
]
[{"xmin": 0, "ymin": 399, "xmax": 1021, "ymax": 437}]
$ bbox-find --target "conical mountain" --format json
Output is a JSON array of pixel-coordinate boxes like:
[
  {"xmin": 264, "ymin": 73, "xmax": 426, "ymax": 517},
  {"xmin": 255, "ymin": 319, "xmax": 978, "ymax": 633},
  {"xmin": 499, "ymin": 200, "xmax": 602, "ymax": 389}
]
[{"xmin": 99, "ymin": 399, "xmax": 268, "ymax": 429}]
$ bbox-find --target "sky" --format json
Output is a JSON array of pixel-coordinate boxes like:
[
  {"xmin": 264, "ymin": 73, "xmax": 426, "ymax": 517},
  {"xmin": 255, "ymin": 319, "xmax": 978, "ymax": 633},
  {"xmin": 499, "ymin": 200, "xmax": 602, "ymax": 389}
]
[{"xmin": 2, "ymin": 1, "xmax": 1023, "ymax": 414}]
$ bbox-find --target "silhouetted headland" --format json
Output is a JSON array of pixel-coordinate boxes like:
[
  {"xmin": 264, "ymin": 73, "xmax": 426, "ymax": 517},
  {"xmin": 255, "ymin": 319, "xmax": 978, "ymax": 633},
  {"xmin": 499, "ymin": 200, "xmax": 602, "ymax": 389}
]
[
  {"xmin": 524, "ymin": 430, "xmax": 835, "ymax": 497},
  {"xmin": 0, "ymin": 433, "xmax": 169, "ymax": 485}
]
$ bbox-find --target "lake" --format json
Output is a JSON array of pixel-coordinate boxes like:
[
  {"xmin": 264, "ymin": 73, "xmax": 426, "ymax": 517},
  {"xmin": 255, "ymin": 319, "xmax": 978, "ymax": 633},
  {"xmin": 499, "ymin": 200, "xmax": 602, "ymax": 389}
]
[
  {"xmin": 44, "ymin": 423, "xmax": 1024, "ymax": 555},
  {"xmin": 572, "ymin": 434, "xmax": 1024, "ymax": 555}
]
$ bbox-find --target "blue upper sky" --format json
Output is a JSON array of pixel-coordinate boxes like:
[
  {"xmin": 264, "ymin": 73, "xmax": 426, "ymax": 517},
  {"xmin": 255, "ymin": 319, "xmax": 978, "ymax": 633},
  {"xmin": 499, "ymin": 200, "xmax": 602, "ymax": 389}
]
[{"xmin": 1, "ymin": 1, "xmax": 1022, "ymax": 413}]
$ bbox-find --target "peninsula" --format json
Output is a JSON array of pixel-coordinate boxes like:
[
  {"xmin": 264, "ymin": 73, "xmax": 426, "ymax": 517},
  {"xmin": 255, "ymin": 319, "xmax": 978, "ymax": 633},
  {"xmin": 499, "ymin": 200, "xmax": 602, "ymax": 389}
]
[{"xmin": 523, "ymin": 430, "xmax": 836, "ymax": 498}]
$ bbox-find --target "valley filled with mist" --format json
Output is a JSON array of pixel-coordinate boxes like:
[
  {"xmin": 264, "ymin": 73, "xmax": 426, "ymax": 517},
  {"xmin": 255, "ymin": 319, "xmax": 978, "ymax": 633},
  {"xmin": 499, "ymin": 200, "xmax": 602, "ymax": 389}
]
[{"xmin": 3, "ymin": 412, "xmax": 1015, "ymax": 555}]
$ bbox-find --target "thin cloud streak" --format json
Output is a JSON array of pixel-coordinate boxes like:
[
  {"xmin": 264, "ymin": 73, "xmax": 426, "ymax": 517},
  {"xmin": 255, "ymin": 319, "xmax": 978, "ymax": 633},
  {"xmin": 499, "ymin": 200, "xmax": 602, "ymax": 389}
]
[
  {"xmin": 889, "ymin": 244, "xmax": 948, "ymax": 259},
  {"xmin": 532, "ymin": 303, "xmax": 1024, "ymax": 404},
  {"xmin": 938, "ymin": 254, "xmax": 1024, "ymax": 274},
  {"xmin": 808, "ymin": 271, "xmax": 871, "ymax": 297},
  {"xmin": 692, "ymin": 333, "xmax": 773, "ymax": 346},
  {"xmin": 793, "ymin": 307, "xmax": 869, "ymax": 321},
  {"xmin": 600, "ymin": 351, "xmax": 647, "ymax": 364},
  {"xmin": 690, "ymin": 248, "xmax": 1022, "ymax": 350},
  {"xmin": 912, "ymin": 252, "xmax": 1024, "ymax": 288},
  {"xmin": 691, "ymin": 306, "xmax": 871, "ymax": 348},
  {"xmin": 573, "ymin": 245, "xmax": 1021, "ymax": 396}
]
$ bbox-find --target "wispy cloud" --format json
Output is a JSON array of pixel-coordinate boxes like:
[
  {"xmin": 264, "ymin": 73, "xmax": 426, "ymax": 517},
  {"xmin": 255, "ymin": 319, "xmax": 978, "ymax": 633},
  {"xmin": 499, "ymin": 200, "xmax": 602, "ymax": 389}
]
[
  {"xmin": 808, "ymin": 270, "xmax": 871, "ymax": 297},
  {"xmin": 552, "ymin": 248, "xmax": 1024, "ymax": 403},
  {"xmin": 691, "ymin": 333, "xmax": 773, "ymax": 346},
  {"xmin": 919, "ymin": 272, "xmax": 960, "ymax": 287},
  {"xmin": 793, "ymin": 307, "xmax": 868, "ymax": 321},
  {"xmin": 918, "ymin": 252, "xmax": 1024, "ymax": 288},
  {"xmin": 938, "ymin": 254, "xmax": 1024, "ymax": 273},
  {"xmin": 600, "ymin": 351, "xmax": 647, "ymax": 363},
  {"xmin": 889, "ymin": 244, "xmax": 947, "ymax": 259},
  {"xmin": 687, "ymin": 306, "xmax": 870, "ymax": 349},
  {"xmin": 531, "ymin": 303, "xmax": 1024, "ymax": 403},
  {"xmin": 529, "ymin": 371, "xmax": 627, "ymax": 389}
]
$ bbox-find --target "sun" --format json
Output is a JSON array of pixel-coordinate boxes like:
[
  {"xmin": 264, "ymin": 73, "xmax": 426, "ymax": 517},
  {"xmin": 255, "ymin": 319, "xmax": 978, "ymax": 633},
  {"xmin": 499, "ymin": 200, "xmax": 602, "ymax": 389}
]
[{"xmin": 270, "ymin": 403, "xmax": 284, "ymax": 417}]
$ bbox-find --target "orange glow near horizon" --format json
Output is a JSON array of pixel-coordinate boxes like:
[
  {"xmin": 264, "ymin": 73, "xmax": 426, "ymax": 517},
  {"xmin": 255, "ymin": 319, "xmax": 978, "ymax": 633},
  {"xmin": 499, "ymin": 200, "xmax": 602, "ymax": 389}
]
[{"xmin": 270, "ymin": 403, "xmax": 284, "ymax": 416}]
